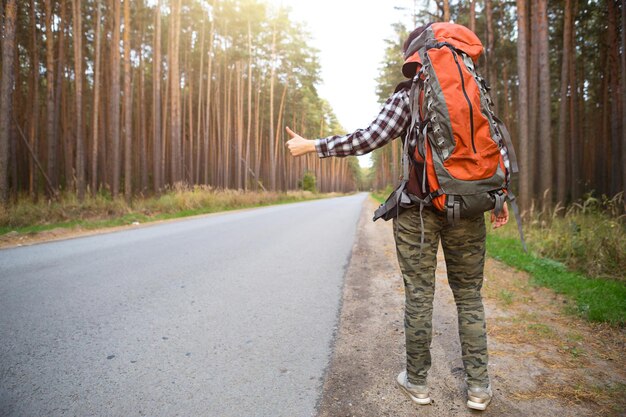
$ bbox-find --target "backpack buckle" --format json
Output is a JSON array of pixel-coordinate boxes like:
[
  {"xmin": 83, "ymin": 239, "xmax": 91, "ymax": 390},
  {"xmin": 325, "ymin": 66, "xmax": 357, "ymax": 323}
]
[{"xmin": 446, "ymin": 195, "xmax": 461, "ymax": 225}]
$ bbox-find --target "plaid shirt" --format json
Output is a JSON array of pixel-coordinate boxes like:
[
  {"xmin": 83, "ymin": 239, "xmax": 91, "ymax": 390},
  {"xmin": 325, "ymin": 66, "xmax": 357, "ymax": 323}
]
[{"xmin": 314, "ymin": 90, "xmax": 411, "ymax": 159}]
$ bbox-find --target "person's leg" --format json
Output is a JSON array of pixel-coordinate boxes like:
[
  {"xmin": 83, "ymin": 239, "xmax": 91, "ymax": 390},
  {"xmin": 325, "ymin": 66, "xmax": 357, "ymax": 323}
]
[
  {"xmin": 393, "ymin": 206, "xmax": 442, "ymax": 385},
  {"xmin": 440, "ymin": 214, "xmax": 490, "ymax": 388}
]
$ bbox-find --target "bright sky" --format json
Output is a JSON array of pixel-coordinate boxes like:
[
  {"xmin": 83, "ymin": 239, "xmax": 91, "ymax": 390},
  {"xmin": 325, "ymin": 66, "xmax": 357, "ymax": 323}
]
[{"xmin": 267, "ymin": 0, "xmax": 418, "ymax": 168}]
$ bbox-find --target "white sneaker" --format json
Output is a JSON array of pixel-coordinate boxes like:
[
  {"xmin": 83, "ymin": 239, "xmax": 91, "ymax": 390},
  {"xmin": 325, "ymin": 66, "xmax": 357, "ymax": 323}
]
[
  {"xmin": 396, "ymin": 371, "xmax": 431, "ymax": 405},
  {"xmin": 467, "ymin": 385, "xmax": 493, "ymax": 411}
]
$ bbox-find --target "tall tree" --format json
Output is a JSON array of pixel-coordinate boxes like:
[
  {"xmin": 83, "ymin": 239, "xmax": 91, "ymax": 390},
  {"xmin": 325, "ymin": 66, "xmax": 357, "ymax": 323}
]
[
  {"xmin": 528, "ymin": 0, "xmax": 540, "ymax": 203},
  {"xmin": 29, "ymin": 0, "xmax": 40, "ymax": 199},
  {"xmin": 485, "ymin": 0, "xmax": 496, "ymax": 107},
  {"xmin": 123, "ymin": 0, "xmax": 132, "ymax": 200},
  {"xmin": 71, "ymin": 0, "xmax": 85, "ymax": 201},
  {"xmin": 556, "ymin": 0, "xmax": 572, "ymax": 205},
  {"xmin": 0, "ymin": 0, "xmax": 17, "ymax": 204},
  {"xmin": 153, "ymin": 0, "xmax": 162, "ymax": 193},
  {"xmin": 195, "ymin": 19, "xmax": 205, "ymax": 185},
  {"xmin": 568, "ymin": 0, "xmax": 580, "ymax": 201},
  {"xmin": 268, "ymin": 25, "xmax": 277, "ymax": 190},
  {"xmin": 245, "ymin": 20, "xmax": 253, "ymax": 191},
  {"xmin": 91, "ymin": 0, "xmax": 102, "ymax": 195},
  {"xmin": 622, "ymin": 0, "xmax": 626, "ymax": 193},
  {"xmin": 537, "ymin": 0, "xmax": 551, "ymax": 208},
  {"xmin": 169, "ymin": 0, "xmax": 182, "ymax": 184},
  {"xmin": 109, "ymin": 0, "xmax": 122, "ymax": 197},
  {"xmin": 204, "ymin": 9, "xmax": 215, "ymax": 185},
  {"xmin": 469, "ymin": 0, "xmax": 476, "ymax": 32},
  {"xmin": 44, "ymin": 0, "xmax": 57, "ymax": 194},
  {"xmin": 607, "ymin": 0, "xmax": 621, "ymax": 195},
  {"xmin": 56, "ymin": 0, "xmax": 69, "ymax": 188}
]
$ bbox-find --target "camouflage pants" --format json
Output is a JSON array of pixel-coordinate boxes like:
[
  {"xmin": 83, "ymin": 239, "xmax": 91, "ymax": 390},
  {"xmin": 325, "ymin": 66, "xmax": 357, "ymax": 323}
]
[{"xmin": 392, "ymin": 205, "xmax": 489, "ymax": 388}]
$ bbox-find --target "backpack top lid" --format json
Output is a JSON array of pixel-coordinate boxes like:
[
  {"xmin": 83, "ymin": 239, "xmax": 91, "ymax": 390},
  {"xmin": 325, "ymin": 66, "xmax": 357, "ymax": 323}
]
[{"xmin": 402, "ymin": 22, "xmax": 484, "ymax": 78}]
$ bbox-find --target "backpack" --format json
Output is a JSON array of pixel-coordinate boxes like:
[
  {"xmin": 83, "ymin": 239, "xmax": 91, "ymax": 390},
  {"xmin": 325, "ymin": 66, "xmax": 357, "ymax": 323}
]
[{"xmin": 373, "ymin": 22, "xmax": 526, "ymax": 250}]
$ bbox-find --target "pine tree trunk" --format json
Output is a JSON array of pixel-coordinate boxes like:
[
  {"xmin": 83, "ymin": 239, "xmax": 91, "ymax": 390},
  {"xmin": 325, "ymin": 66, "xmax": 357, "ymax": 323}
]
[
  {"xmin": 169, "ymin": 0, "xmax": 182, "ymax": 185},
  {"xmin": 138, "ymin": 12, "xmax": 148, "ymax": 193},
  {"xmin": 537, "ymin": 0, "xmax": 552, "ymax": 209},
  {"xmin": 54, "ymin": 2, "xmax": 76, "ymax": 190},
  {"xmin": 274, "ymin": 82, "xmax": 289, "ymax": 186},
  {"xmin": 204, "ymin": 14, "xmax": 215, "ymax": 185},
  {"xmin": 214, "ymin": 67, "xmax": 222, "ymax": 187},
  {"xmin": 110, "ymin": 0, "xmax": 121, "ymax": 197},
  {"xmin": 443, "ymin": 0, "xmax": 450, "ymax": 21},
  {"xmin": 0, "ymin": 0, "xmax": 17, "ymax": 204},
  {"xmin": 567, "ymin": 0, "xmax": 579, "ymax": 200},
  {"xmin": 556, "ymin": 0, "xmax": 571, "ymax": 205},
  {"xmin": 153, "ymin": 0, "xmax": 162, "ymax": 193},
  {"xmin": 485, "ymin": 0, "xmax": 496, "ymax": 107},
  {"xmin": 528, "ymin": 0, "xmax": 539, "ymax": 203},
  {"xmin": 161, "ymin": 66, "xmax": 169, "ymax": 185},
  {"xmin": 183, "ymin": 46, "xmax": 191, "ymax": 183},
  {"xmin": 91, "ymin": 0, "xmax": 102, "ymax": 195},
  {"xmin": 44, "ymin": 0, "xmax": 57, "ymax": 194},
  {"xmin": 469, "ymin": 0, "xmax": 476, "ymax": 32},
  {"xmin": 622, "ymin": 0, "xmax": 626, "ymax": 194},
  {"xmin": 123, "ymin": 0, "xmax": 132, "ymax": 200},
  {"xmin": 269, "ymin": 27, "xmax": 277, "ymax": 191},
  {"xmin": 236, "ymin": 61, "xmax": 243, "ymax": 190},
  {"xmin": 195, "ymin": 20, "xmax": 205, "ymax": 185},
  {"xmin": 29, "ymin": 0, "xmax": 40, "ymax": 199},
  {"xmin": 254, "ymin": 85, "xmax": 262, "ymax": 189},
  {"xmin": 72, "ymin": 0, "xmax": 85, "ymax": 200},
  {"xmin": 516, "ymin": 0, "xmax": 530, "ymax": 209},
  {"xmin": 224, "ymin": 64, "xmax": 233, "ymax": 188},
  {"xmin": 245, "ymin": 21, "xmax": 252, "ymax": 191},
  {"xmin": 608, "ymin": 0, "xmax": 621, "ymax": 195}
]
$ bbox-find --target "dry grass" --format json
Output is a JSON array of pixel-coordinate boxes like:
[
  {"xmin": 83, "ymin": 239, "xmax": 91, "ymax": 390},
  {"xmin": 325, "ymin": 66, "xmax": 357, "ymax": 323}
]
[
  {"xmin": 511, "ymin": 374, "xmax": 626, "ymax": 416},
  {"xmin": 0, "ymin": 184, "xmax": 347, "ymax": 232},
  {"xmin": 483, "ymin": 257, "xmax": 626, "ymax": 415}
]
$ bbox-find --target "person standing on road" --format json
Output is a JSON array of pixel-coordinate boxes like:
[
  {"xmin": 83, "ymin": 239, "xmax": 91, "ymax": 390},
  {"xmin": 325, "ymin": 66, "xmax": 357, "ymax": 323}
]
[{"xmin": 285, "ymin": 23, "xmax": 509, "ymax": 412}]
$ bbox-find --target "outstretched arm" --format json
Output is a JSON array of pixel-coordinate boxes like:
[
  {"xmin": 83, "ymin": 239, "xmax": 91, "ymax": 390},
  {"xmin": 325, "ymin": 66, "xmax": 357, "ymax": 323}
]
[{"xmin": 285, "ymin": 89, "xmax": 411, "ymax": 158}]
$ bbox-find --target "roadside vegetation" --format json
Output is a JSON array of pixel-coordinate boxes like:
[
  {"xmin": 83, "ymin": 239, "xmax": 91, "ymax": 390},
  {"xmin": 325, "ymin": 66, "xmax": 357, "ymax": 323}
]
[
  {"xmin": 370, "ymin": 190, "xmax": 626, "ymax": 326},
  {"xmin": 0, "ymin": 184, "xmax": 345, "ymax": 236}
]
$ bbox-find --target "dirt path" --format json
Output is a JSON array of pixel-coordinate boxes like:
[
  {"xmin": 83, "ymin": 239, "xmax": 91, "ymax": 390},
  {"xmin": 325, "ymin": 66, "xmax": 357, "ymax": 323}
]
[{"xmin": 316, "ymin": 195, "xmax": 626, "ymax": 417}]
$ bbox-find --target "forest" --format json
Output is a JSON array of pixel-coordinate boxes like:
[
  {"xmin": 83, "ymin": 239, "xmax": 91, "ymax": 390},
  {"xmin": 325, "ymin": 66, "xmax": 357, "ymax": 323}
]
[
  {"xmin": 0, "ymin": 0, "xmax": 362, "ymax": 205},
  {"xmin": 372, "ymin": 0, "xmax": 625, "ymax": 211},
  {"xmin": 0, "ymin": 0, "xmax": 624, "ymax": 212}
]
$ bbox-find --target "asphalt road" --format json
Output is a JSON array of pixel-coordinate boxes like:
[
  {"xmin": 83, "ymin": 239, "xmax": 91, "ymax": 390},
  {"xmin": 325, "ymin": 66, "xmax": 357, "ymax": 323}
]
[{"xmin": 0, "ymin": 192, "xmax": 368, "ymax": 417}]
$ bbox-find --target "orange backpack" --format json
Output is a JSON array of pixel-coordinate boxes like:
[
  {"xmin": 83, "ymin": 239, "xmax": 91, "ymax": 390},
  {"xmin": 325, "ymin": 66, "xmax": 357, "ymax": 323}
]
[{"xmin": 373, "ymin": 22, "xmax": 526, "ymax": 249}]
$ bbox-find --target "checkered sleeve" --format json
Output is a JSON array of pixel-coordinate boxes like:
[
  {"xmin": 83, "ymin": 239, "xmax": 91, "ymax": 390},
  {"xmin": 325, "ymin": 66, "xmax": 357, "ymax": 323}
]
[{"xmin": 314, "ymin": 90, "xmax": 411, "ymax": 158}]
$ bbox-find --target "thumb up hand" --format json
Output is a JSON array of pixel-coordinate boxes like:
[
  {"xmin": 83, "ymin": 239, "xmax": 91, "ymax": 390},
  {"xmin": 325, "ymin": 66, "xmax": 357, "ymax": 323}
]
[{"xmin": 285, "ymin": 126, "xmax": 315, "ymax": 157}]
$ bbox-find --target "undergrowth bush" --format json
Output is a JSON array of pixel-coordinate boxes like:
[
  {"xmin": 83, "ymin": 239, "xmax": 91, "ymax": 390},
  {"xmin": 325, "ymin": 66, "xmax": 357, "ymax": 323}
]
[{"xmin": 497, "ymin": 192, "xmax": 625, "ymax": 282}]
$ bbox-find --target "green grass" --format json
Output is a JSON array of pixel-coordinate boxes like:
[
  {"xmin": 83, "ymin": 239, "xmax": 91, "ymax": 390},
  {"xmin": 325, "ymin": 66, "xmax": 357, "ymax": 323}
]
[
  {"xmin": 487, "ymin": 234, "xmax": 626, "ymax": 326},
  {"xmin": 371, "ymin": 186, "xmax": 393, "ymax": 204}
]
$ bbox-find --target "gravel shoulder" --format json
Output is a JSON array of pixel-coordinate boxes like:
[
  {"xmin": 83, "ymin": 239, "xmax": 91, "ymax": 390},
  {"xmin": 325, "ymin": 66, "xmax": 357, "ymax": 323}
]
[{"xmin": 316, "ymin": 195, "xmax": 626, "ymax": 417}]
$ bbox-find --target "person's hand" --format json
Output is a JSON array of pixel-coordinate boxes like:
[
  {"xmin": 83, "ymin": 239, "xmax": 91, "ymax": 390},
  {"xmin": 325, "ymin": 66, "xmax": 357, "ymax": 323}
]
[
  {"xmin": 285, "ymin": 126, "xmax": 315, "ymax": 157},
  {"xmin": 490, "ymin": 202, "xmax": 509, "ymax": 229}
]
